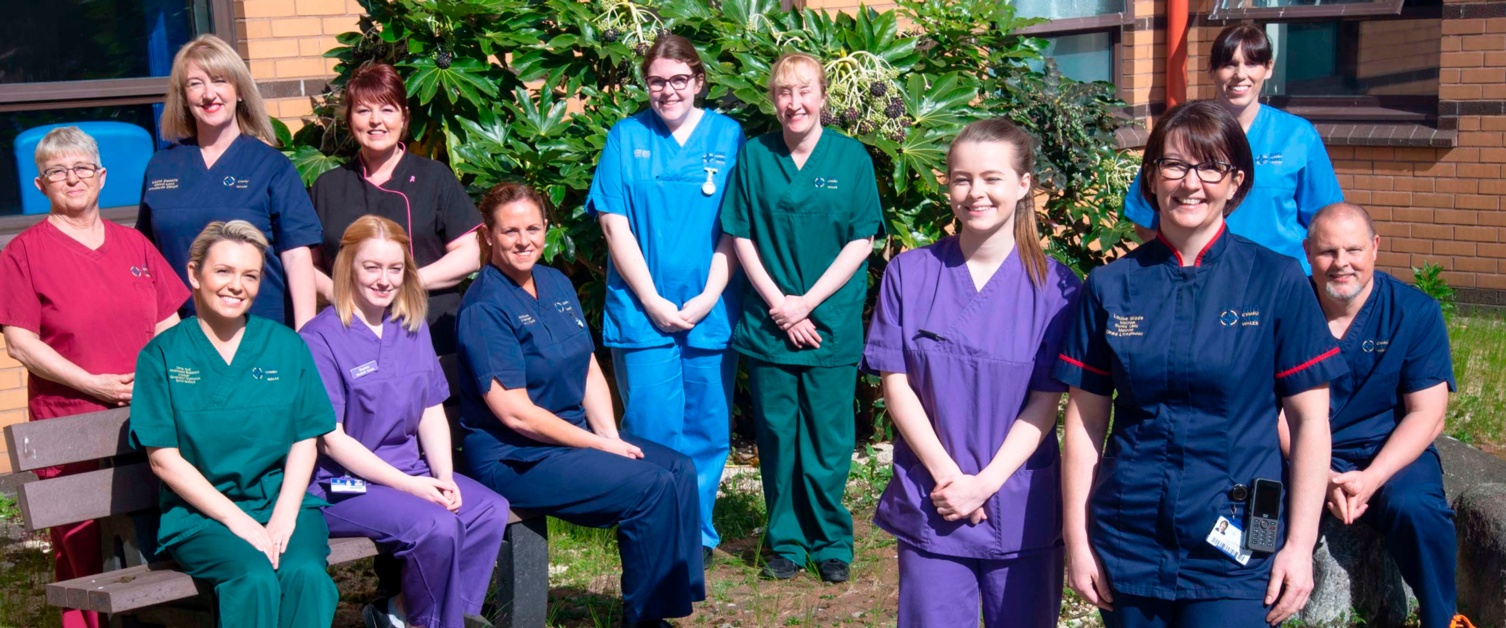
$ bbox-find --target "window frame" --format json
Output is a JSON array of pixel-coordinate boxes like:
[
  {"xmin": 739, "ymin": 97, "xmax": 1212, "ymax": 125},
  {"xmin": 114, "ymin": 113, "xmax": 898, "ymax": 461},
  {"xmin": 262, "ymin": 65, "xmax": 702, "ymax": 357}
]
[
  {"xmin": 0, "ymin": 0, "xmax": 237, "ymax": 113},
  {"xmin": 1209, "ymin": 0, "xmax": 1406, "ymax": 22},
  {"xmin": 1013, "ymin": 1, "xmax": 1133, "ymax": 96}
]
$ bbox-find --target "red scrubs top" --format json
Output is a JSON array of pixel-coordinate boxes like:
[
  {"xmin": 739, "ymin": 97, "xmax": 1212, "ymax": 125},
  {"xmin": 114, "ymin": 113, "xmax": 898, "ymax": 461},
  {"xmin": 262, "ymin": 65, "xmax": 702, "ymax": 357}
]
[{"xmin": 0, "ymin": 219, "xmax": 190, "ymax": 421}]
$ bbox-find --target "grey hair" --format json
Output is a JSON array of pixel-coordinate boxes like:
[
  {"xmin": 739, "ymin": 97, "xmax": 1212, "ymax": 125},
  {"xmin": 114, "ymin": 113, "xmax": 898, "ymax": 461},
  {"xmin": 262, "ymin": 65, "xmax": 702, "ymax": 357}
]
[{"xmin": 34, "ymin": 127, "xmax": 101, "ymax": 172}]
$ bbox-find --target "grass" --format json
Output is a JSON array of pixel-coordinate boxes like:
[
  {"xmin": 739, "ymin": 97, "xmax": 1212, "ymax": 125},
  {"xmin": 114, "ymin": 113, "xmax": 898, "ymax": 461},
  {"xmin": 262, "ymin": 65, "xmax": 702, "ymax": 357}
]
[
  {"xmin": 1443, "ymin": 309, "xmax": 1506, "ymax": 450},
  {"xmin": 0, "ymin": 494, "xmax": 59, "ymax": 628}
]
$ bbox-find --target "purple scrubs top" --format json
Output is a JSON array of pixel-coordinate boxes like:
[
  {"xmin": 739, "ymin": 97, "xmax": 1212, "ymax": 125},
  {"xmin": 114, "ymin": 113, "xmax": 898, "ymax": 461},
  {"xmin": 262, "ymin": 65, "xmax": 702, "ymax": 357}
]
[
  {"xmin": 862, "ymin": 237, "xmax": 1082, "ymax": 559},
  {"xmin": 300, "ymin": 306, "xmax": 450, "ymax": 499}
]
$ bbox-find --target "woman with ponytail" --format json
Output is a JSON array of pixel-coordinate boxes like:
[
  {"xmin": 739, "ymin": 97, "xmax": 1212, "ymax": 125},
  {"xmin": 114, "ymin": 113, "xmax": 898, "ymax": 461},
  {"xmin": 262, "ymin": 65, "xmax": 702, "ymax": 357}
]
[{"xmin": 861, "ymin": 118, "xmax": 1081, "ymax": 626}]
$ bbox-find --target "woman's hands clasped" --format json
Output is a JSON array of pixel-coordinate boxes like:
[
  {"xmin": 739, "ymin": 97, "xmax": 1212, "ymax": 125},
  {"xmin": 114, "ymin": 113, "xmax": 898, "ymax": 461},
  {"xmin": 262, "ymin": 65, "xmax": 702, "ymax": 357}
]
[
  {"xmin": 400, "ymin": 474, "xmax": 463, "ymax": 512},
  {"xmin": 228, "ymin": 512, "xmax": 286, "ymax": 569}
]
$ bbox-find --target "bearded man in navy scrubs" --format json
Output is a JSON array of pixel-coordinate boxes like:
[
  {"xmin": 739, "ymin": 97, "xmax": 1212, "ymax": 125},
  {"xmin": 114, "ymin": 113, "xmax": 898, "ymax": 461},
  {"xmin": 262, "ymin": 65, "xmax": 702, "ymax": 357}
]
[{"xmin": 1299, "ymin": 202, "xmax": 1463, "ymax": 628}]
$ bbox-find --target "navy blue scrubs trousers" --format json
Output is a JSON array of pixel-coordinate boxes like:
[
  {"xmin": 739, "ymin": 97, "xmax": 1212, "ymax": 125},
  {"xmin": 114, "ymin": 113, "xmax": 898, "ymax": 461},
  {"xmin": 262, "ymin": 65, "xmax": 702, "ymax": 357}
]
[
  {"xmin": 470, "ymin": 435, "xmax": 705, "ymax": 623},
  {"xmin": 1335, "ymin": 448, "xmax": 1457, "ymax": 628},
  {"xmin": 1101, "ymin": 596, "xmax": 1273, "ymax": 628}
]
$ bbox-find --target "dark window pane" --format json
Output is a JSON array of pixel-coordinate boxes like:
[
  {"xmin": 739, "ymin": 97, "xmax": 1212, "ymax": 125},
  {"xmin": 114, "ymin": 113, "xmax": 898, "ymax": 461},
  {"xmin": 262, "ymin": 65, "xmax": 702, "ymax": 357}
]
[
  {"xmin": 1266, "ymin": 20, "xmax": 1440, "ymax": 97},
  {"xmin": 1015, "ymin": 0, "xmax": 1126, "ymax": 20},
  {"xmin": 0, "ymin": 0, "xmax": 203, "ymax": 84},
  {"xmin": 1031, "ymin": 32, "xmax": 1116, "ymax": 84},
  {"xmin": 0, "ymin": 105, "xmax": 162, "ymax": 215}
]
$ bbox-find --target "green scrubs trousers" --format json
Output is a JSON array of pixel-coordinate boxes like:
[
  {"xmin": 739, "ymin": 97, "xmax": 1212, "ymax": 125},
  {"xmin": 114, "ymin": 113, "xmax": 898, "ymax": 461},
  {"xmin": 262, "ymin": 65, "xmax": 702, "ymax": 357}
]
[
  {"xmin": 169, "ymin": 508, "xmax": 338, "ymax": 628},
  {"xmin": 747, "ymin": 358, "xmax": 857, "ymax": 564}
]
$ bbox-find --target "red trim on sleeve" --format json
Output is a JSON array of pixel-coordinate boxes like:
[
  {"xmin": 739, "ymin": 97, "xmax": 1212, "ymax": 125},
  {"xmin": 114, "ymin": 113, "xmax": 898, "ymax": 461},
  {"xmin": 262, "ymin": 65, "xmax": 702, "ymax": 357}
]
[
  {"xmin": 1276, "ymin": 347, "xmax": 1340, "ymax": 379},
  {"xmin": 1059, "ymin": 354, "xmax": 1110, "ymax": 376}
]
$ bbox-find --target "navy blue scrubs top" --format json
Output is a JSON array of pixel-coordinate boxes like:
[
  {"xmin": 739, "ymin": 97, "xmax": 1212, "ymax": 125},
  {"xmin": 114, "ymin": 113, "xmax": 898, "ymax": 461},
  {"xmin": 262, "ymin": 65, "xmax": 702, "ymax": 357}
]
[
  {"xmin": 1326, "ymin": 271, "xmax": 1455, "ymax": 468},
  {"xmin": 456, "ymin": 263, "xmax": 593, "ymax": 464},
  {"xmin": 138, "ymin": 135, "xmax": 323, "ymax": 326},
  {"xmin": 1053, "ymin": 226, "xmax": 1348, "ymax": 601}
]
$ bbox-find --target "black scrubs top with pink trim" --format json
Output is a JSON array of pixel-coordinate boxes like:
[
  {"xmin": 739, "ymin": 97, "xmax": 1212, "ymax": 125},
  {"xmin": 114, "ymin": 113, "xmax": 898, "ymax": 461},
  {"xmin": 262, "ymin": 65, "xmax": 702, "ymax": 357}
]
[
  {"xmin": 310, "ymin": 152, "xmax": 482, "ymax": 354},
  {"xmin": 1053, "ymin": 225, "xmax": 1348, "ymax": 601}
]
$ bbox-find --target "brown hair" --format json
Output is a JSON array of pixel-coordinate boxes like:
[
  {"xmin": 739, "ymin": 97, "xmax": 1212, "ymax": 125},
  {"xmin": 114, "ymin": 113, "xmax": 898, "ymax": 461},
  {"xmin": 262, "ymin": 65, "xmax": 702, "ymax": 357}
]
[
  {"xmin": 476, "ymin": 182, "xmax": 549, "ymax": 267},
  {"xmin": 948, "ymin": 118, "xmax": 1050, "ymax": 287},
  {"xmin": 160, "ymin": 35, "xmax": 275, "ymax": 143},
  {"xmin": 640, "ymin": 34, "xmax": 705, "ymax": 80},
  {"xmin": 343, "ymin": 63, "xmax": 410, "ymax": 135},
  {"xmin": 332, "ymin": 215, "xmax": 427, "ymax": 332},
  {"xmin": 1138, "ymin": 100, "xmax": 1255, "ymax": 216},
  {"xmin": 1208, "ymin": 24, "xmax": 1273, "ymax": 73}
]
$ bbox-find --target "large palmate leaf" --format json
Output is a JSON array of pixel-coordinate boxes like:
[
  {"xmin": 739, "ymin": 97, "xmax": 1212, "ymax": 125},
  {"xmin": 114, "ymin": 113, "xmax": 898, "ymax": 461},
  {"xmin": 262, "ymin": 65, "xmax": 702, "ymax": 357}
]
[{"xmin": 402, "ymin": 57, "xmax": 499, "ymax": 107}]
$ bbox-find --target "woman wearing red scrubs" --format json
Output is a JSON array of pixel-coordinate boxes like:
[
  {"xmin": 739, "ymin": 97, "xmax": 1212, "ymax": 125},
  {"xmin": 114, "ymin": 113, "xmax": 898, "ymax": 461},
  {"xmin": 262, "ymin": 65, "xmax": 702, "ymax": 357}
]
[
  {"xmin": 0, "ymin": 127, "xmax": 190, "ymax": 628},
  {"xmin": 138, "ymin": 34, "xmax": 322, "ymax": 329}
]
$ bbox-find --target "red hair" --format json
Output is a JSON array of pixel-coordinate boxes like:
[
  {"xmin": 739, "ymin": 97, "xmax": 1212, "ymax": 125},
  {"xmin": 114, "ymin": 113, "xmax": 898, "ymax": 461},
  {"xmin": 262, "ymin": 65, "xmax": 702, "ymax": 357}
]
[{"xmin": 343, "ymin": 63, "xmax": 409, "ymax": 131}]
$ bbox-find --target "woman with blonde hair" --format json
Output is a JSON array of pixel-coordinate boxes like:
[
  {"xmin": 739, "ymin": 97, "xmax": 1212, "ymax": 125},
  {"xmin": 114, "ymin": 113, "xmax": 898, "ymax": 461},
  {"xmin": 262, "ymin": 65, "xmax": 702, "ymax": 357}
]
[
  {"xmin": 130, "ymin": 220, "xmax": 339, "ymax": 626},
  {"xmin": 138, "ymin": 34, "xmax": 323, "ymax": 329},
  {"xmin": 720, "ymin": 51, "xmax": 885, "ymax": 582},
  {"xmin": 300, "ymin": 215, "xmax": 509, "ymax": 628}
]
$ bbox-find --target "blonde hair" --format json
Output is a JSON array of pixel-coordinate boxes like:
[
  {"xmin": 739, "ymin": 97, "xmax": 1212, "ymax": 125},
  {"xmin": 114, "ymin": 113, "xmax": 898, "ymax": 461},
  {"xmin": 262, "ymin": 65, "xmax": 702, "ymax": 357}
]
[
  {"xmin": 34, "ymin": 127, "xmax": 101, "ymax": 172},
  {"xmin": 160, "ymin": 35, "xmax": 275, "ymax": 143},
  {"xmin": 332, "ymin": 215, "xmax": 428, "ymax": 332},
  {"xmin": 767, "ymin": 52, "xmax": 826, "ymax": 101}
]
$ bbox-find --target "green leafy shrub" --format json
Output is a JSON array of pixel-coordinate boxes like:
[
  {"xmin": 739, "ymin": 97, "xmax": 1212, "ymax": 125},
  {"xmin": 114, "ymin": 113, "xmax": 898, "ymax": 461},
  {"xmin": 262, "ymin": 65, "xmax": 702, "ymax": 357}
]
[
  {"xmin": 280, "ymin": 0, "xmax": 1139, "ymax": 434},
  {"xmin": 1413, "ymin": 262, "xmax": 1457, "ymax": 319}
]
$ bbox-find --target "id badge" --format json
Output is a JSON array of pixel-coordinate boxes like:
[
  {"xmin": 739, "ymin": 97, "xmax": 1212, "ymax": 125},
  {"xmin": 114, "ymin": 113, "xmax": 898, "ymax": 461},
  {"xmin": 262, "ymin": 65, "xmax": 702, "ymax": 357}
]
[
  {"xmin": 330, "ymin": 476, "xmax": 367, "ymax": 494},
  {"xmin": 1206, "ymin": 516, "xmax": 1252, "ymax": 565}
]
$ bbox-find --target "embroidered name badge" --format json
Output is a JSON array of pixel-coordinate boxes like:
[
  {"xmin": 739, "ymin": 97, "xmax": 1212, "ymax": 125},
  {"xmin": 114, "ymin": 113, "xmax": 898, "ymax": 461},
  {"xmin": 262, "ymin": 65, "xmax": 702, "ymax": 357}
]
[
  {"xmin": 1219, "ymin": 308, "xmax": 1261, "ymax": 327},
  {"xmin": 147, "ymin": 178, "xmax": 179, "ymax": 191},
  {"xmin": 1254, "ymin": 153, "xmax": 1284, "ymax": 166},
  {"xmin": 222, "ymin": 176, "xmax": 249, "ymax": 190},
  {"xmin": 813, "ymin": 177, "xmax": 839, "ymax": 190},
  {"xmin": 349, "ymin": 360, "xmax": 379, "ymax": 379},
  {"xmin": 1107, "ymin": 313, "xmax": 1144, "ymax": 338},
  {"xmin": 634, "ymin": 149, "xmax": 651, "ymax": 159},
  {"xmin": 1362, "ymin": 339, "xmax": 1389, "ymax": 353},
  {"xmin": 250, "ymin": 367, "xmax": 281, "ymax": 382},
  {"xmin": 169, "ymin": 366, "xmax": 200, "ymax": 384},
  {"xmin": 518, "ymin": 314, "xmax": 536, "ymax": 326},
  {"xmin": 702, "ymin": 152, "xmax": 727, "ymax": 167}
]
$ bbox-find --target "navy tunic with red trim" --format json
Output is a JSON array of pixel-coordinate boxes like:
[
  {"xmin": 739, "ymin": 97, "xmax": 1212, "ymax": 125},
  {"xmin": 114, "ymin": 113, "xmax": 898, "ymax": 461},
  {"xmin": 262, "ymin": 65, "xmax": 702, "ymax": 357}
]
[{"xmin": 1053, "ymin": 226, "xmax": 1347, "ymax": 601}]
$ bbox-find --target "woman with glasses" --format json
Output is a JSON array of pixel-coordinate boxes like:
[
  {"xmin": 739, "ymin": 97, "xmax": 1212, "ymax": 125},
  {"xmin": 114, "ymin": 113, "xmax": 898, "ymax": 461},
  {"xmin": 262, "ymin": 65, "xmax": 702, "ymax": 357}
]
[
  {"xmin": 0, "ymin": 127, "xmax": 189, "ymax": 628},
  {"xmin": 585, "ymin": 33, "xmax": 744, "ymax": 563},
  {"xmin": 1056, "ymin": 101, "xmax": 1347, "ymax": 628},
  {"xmin": 1120, "ymin": 24, "xmax": 1343, "ymax": 274}
]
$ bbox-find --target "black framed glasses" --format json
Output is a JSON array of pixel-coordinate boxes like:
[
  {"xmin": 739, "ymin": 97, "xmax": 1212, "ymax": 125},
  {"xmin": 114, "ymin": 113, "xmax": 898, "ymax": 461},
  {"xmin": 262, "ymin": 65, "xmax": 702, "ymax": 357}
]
[
  {"xmin": 646, "ymin": 74, "xmax": 694, "ymax": 92},
  {"xmin": 42, "ymin": 164, "xmax": 101, "ymax": 182},
  {"xmin": 1153, "ymin": 158, "xmax": 1235, "ymax": 184}
]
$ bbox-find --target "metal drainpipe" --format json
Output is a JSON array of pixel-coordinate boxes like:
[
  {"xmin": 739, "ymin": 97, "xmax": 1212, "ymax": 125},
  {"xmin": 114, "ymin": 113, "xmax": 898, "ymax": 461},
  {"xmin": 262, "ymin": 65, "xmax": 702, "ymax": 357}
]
[{"xmin": 1168, "ymin": 0, "xmax": 1190, "ymax": 107}]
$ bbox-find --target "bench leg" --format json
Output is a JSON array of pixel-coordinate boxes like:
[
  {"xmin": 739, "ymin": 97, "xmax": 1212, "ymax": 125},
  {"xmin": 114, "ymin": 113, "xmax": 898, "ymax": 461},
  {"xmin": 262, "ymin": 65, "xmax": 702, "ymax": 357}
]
[{"xmin": 491, "ymin": 517, "xmax": 549, "ymax": 628}]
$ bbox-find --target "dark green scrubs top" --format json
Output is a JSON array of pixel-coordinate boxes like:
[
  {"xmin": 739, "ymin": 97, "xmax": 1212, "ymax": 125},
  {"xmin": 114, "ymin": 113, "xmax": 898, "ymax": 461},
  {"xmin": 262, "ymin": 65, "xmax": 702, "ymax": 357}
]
[
  {"xmin": 719, "ymin": 130, "xmax": 885, "ymax": 367},
  {"xmin": 130, "ymin": 315, "xmax": 336, "ymax": 549}
]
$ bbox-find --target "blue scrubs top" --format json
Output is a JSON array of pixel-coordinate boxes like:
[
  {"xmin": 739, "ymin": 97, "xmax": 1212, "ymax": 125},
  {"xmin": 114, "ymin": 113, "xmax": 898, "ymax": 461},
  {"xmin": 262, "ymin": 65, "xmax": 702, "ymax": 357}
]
[
  {"xmin": 456, "ymin": 263, "xmax": 593, "ymax": 464},
  {"xmin": 138, "ymin": 135, "xmax": 324, "ymax": 326},
  {"xmin": 586, "ymin": 109, "xmax": 745, "ymax": 350},
  {"xmin": 1122, "ymin": 106, "xmax": 1343, "ymax": 274},
  {"xmin": 1053, "ymin": 226, "xmax": 1348, "ymax": 601},
  {"xmin": 1326, "ymin": 271, "xmax": 1456, "ymax": 468}
]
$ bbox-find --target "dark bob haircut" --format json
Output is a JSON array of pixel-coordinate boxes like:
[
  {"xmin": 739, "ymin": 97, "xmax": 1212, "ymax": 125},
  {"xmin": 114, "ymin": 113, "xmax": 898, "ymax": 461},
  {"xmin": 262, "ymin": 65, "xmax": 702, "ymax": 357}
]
[
  {"xmin": 641, "ymin": 33, "xmax": 705, "ymax": 80},
  {"xmin": 1208, "ymin": 24, "xmax": 1273, "ymax": 72},
  {"xmin": 1138, "ymin": 100, "xmax": 1255, "ymax": 216},
  {"xmin": 343, "ymin": 63, "xmax": 409, "ymax": 131}
]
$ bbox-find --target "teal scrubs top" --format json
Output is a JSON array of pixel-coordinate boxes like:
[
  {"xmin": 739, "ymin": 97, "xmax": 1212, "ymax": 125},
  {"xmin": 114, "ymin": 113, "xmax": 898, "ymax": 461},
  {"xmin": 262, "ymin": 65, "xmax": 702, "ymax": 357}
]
[
  {"xmin": 130, "ymin": 315, "xmax": 336, "ymax": 549},
  {"xmin": 719, "ymin": 130, "xmax": 885, "ymax": 367},
  {"xmin": 1122, "ymin": 105, "xmax": 1343, "ymax": 274},
  {"xmin": 585, "ymin": 109, "xmax": 746, "ymax": 350}
]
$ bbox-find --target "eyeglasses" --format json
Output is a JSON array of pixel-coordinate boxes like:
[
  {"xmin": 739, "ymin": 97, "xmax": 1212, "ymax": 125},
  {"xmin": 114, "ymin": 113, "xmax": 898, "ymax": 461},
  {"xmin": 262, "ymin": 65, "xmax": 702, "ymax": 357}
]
[
  {"xmin": 42, "ymin": 164, "xmax": 101, "ymax": 182},
  {"xmin": 646, "ymin": 74, "xmax": 694, "ymax": 92},
  {"xmin": 1153, "ymin": 158, "xmax": 1235, "ymax": 184}
]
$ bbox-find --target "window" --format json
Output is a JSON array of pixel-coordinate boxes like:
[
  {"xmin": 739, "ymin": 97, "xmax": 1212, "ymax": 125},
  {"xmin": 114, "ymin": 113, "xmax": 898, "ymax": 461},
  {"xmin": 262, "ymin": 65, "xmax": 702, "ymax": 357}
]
[
  {"xmin": 1014, "ymin": 0, "xmax": 1129, "ymax": 86},
  {"xmin": 1211, "ymin": 0, "xmax": 1406, "ymax": 21},
  {"xmin": 0, "ymin": 0, "xmax": 234, "ymax": 215}
]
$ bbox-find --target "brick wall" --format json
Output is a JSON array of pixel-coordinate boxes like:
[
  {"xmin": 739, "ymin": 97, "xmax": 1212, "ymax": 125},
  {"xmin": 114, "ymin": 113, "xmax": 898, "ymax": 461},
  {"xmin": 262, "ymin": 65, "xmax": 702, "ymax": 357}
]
[
  {"xmin": 235, "ymin": 0, "xmax": 363, "ymax": 132},
  {"xmin": 0, "ymin": 335, "xmax": 29, "ymax": 474}
]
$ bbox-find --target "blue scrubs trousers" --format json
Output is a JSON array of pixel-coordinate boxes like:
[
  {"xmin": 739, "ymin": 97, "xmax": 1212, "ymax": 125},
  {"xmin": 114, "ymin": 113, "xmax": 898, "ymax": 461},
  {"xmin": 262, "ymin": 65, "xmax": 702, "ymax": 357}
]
[
  {"xmin": 469, "ymin": 436, "xmax": 705, "ymax": 623},
  {"xmin": 611, "ymin": 342, "xmax": 736, "ymax": 549},
  {"xmin": 1101, "ymin": 595, "xmax": 1274, "ymax": 628},
  {"xmin": 1334, "ymin": 448, "xmax": 1458, "ymax": 628}
]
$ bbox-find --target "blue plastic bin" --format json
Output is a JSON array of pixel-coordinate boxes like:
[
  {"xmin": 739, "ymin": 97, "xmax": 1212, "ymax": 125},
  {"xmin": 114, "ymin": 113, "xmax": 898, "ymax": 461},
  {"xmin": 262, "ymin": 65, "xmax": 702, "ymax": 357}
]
[{"xmin": 15, "ymin": 121, "xmax": 155, "ymax": 215}]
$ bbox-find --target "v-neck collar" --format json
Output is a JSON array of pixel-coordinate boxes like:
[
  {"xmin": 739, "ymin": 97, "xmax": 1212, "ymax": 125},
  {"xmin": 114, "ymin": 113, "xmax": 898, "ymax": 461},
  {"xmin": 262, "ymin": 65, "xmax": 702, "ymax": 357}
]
[
  {"xmin": 946, "ymin": 236, "xmax": 1020, "ymax": 296},
  {"xmin": 490, "ymin": 263, "xmax": 542, "ymax": 302},
  {"xmin": 192, "ymin": 134, "xmax": 250, "ymax": 175},
  {"xmin": 1334, "ymin": 273, "xmax": 1383, "ymax": 347},
  {"xmin": 649, "ymin": 109, "xmax": 708, "ymax": 155},
  {"xmin": 776, "ymin": 128, "xmax": 829, "ymax": 178},
  {"xmin": 187, "ymin": 315, "xmax": 258, "ymax": 370},
  {"xmin": 38, "ymin": 218, "xmax": 109, "ymax": 261}
]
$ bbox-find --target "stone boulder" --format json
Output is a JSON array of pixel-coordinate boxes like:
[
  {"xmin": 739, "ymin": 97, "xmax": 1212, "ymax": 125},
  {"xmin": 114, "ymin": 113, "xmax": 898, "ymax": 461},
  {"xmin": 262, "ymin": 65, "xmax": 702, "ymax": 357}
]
[{"xmin": 1295, "ymin": 436, "xmax": 1506, "ymax": 627}]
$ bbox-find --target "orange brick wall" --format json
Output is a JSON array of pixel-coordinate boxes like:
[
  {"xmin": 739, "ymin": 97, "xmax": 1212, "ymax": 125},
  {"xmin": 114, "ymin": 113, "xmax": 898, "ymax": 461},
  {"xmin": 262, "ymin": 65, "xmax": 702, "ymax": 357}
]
[
  {"xmin": 235, "ymin": 0, "xmax": 363, "ymax": 131},
  {"xmin": 0, "ymin": 335, "xmax": 30, "ymax": 474}
]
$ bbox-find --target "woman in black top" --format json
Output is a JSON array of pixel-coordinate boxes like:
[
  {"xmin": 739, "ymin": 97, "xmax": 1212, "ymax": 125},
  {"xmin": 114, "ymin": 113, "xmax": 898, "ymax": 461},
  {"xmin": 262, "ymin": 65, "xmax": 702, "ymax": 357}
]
[{"xmin": 310, "ymin": 63, "xmax": 481, "ymax": 355}]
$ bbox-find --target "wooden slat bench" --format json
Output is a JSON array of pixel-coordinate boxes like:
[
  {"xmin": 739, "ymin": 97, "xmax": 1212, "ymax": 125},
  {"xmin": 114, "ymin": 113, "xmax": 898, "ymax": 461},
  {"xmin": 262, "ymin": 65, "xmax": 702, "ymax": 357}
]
[{"xmin": 4, "ymin": 406, "xmax": 549, "ymax": 626}]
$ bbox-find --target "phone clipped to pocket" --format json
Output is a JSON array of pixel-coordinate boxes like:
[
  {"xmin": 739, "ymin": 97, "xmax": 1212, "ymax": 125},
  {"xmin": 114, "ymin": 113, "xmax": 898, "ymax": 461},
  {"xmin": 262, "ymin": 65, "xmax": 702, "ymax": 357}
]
[{"xmin": 1244, "ymin": 478, "xmax": 1282, "ymax": 554}]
